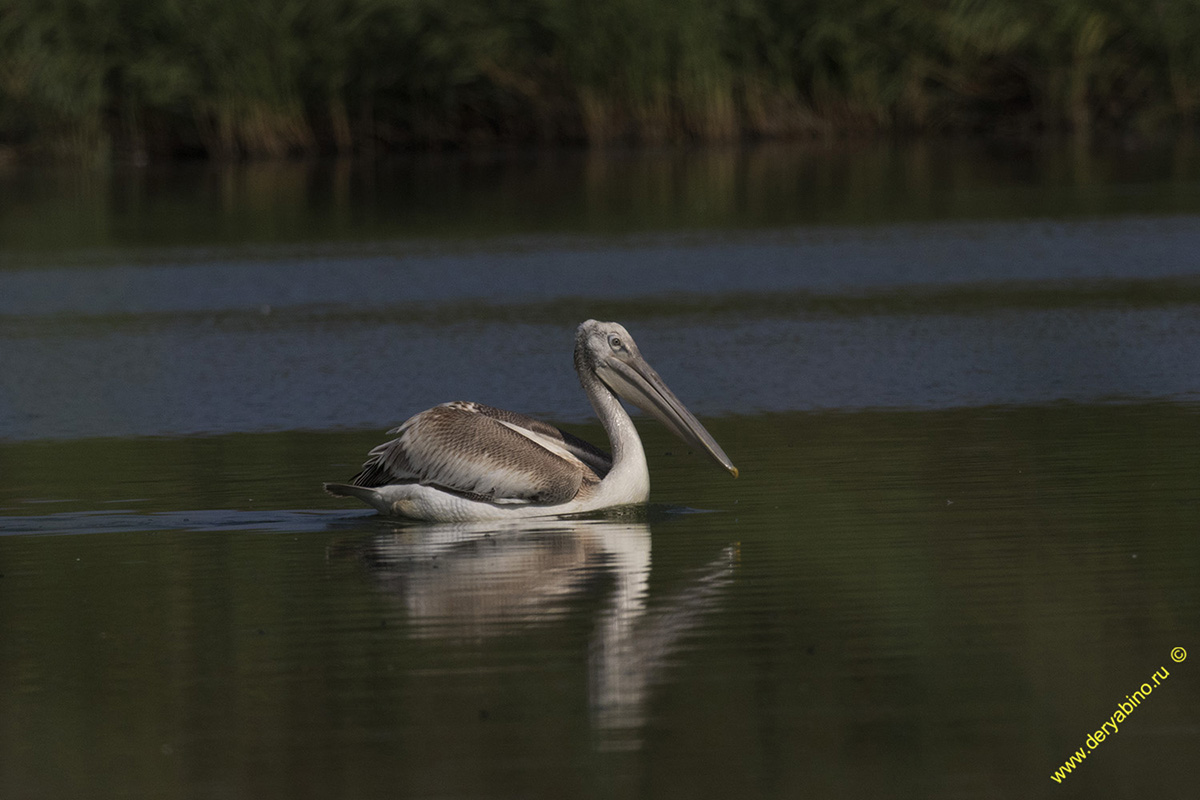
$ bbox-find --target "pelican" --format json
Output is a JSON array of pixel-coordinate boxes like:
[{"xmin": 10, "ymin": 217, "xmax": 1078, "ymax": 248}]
[{"xmin": 324, "ymin": 319, "xmax": 737, "ymax": 521}]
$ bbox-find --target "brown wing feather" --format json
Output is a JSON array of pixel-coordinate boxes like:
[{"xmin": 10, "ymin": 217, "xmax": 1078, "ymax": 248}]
[
  {"xmin": 350, "ymin": 403, "xmax": 602, "ymax": 505},
  {"xmin": 449, "ymin": 402, "xmax": 612, "ymax": 478}
]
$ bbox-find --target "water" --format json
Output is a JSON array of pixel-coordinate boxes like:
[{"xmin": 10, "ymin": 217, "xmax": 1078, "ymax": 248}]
[{"xmin": 2, "ymin": 140, "xmax": 1199, "ymax": 799}]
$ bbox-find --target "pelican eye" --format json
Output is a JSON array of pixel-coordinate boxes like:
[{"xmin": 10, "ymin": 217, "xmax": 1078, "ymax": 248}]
[{"xmin": 609, "ymin": 335, "xmax": 623, "ymax": 350}]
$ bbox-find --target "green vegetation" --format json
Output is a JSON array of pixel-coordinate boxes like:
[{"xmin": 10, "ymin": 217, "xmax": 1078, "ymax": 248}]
[{"xmin": 2, "ymin": 0, "xmax": 1199, "ymax": 160}]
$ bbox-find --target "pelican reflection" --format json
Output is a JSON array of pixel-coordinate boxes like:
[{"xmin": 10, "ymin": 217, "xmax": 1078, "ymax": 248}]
[{"xmin": 335, "ymin": 517, "xmax": 735, "ymax": 739}]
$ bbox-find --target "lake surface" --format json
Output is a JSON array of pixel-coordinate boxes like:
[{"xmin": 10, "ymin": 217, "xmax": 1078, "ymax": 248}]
[{"xmin": 1, "ymin": 140, "xmax": 1198, "ymax": 799}]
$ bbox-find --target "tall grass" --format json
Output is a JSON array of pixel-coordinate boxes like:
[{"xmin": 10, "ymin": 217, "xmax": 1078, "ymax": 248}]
[{"xmin": 2, "ymin": 0, "xmax": 1198, "ymax": 160}]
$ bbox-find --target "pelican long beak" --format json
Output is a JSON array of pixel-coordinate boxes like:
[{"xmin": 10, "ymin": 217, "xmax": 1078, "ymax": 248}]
[{"xmin": 596, "ymin": 353, "xmax": 739, "ymax": 478}]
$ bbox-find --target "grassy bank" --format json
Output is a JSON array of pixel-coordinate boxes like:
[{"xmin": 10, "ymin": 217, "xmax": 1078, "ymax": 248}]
[{"xmin": 2, "ymin": 0, "xmax": 1199, "ymax": 160}]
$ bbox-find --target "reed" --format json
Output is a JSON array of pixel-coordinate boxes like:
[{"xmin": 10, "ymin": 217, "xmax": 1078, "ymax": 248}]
[{"xmin": 2, "ymin": 0, "xmax": 1197, "ymax": 161}]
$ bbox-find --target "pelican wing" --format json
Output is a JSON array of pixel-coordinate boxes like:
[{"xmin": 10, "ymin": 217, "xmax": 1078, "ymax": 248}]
[
  {"xmin": 350, "ymin": 402, "xmax": 605, "ymax": 505},
  {"xmin": 453, "ymin": 402, "xmax": 612, "ymax": 478}
]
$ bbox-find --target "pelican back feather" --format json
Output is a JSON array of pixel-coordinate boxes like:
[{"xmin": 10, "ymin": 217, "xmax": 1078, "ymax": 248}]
[{"xmin": 349, "ymin": 402, "xmax": 608, "ymax": 505}]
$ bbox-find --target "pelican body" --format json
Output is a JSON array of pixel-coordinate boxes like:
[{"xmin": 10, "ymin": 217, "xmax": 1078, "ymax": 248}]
[{"xmin": 325, "ymin": 320, "xmax": 737, "ymax": 521}]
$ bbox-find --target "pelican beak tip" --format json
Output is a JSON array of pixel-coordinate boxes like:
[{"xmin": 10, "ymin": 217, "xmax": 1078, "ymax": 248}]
[{"xmin": 729, "ymin": 465, "xmax": 739, "ymax": 479}]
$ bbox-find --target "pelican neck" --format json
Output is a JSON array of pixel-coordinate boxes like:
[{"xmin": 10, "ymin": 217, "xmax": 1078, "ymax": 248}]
[{"xmin": 580, "ymin": 366, "xmax": 647, "ymax": 473}]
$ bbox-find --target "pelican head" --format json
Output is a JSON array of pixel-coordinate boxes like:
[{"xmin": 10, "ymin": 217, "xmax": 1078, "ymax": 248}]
[{"xmin": 575, "ymin": 320, "xmax": 738, "ymax": 478}]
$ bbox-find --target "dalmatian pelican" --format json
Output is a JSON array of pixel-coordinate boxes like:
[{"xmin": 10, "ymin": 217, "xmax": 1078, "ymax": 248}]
[{"xmin": 325, "ymin": 320, "xmax": 737, "ymax": 521}]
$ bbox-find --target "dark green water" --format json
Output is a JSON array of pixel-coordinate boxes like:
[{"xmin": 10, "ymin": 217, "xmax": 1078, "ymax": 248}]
[{"xmin": 2, "ymin": 141, "xmax": 1199, "ymax": 798}]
